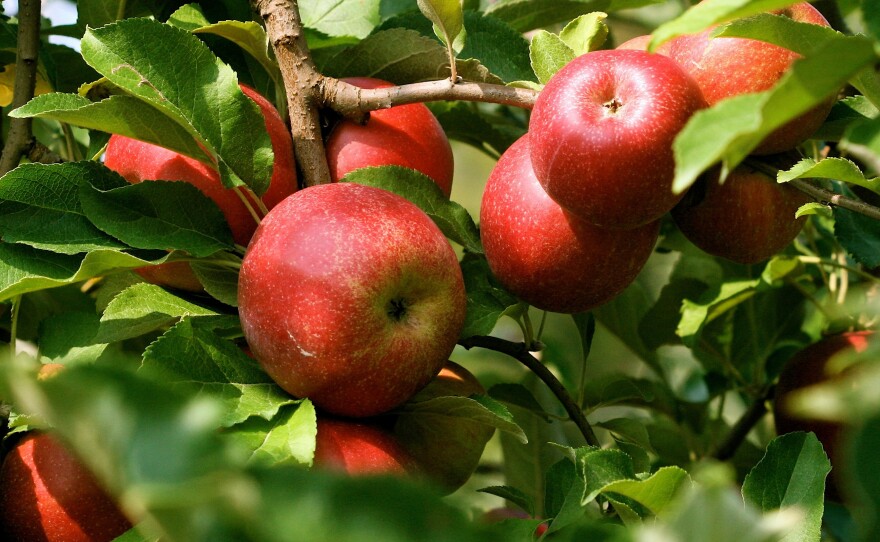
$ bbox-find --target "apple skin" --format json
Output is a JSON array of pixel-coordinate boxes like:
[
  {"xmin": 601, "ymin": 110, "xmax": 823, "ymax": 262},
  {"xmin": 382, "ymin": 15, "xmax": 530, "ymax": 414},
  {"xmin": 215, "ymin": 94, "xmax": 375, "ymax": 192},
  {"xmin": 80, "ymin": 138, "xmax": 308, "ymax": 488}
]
[
  {"xmin": 671, "ymin": 159, "xmax": 810, "ymax": 264},
  {"xmin": 392, "ymin": 361, "xmax": 495, "ymax": 494},
  {"xmin": 480, "ymin": 134, "xmax": 660, "ymax": 313},
  {"xmin": 529, "ymin": 49, "xmax": 706, "ymax": 230},
  {"xmin": 0, "ymin": 433, "xmax": 132, "ymax": 542},
  {"xmin": 773, "ymin": 331, "xmax": 873, "ymax": 499},
  {"xmin": 661, "ymin": 2, "xmax": 833, "ymax": 155},
  {"xmin": 103, "ymin": 84, "xmax": 297, "ymax": 290},
  {"xmin": 313, "ymin": 417, "xmax": 418, "ymax": 476},
  {"xmin": 238, "ymin": 182, "xmax": 467, "ymax": 418},
  {"xmin": 326, "ymin": 77, "xmax": 454, "ymax": 196}
]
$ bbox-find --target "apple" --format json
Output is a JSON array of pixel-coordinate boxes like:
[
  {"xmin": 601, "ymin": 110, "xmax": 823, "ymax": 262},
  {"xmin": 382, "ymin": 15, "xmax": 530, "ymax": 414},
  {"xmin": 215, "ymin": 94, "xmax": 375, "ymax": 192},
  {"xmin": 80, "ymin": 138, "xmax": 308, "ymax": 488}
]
[
  {"xmin": 103, "ymin": 84, "xmax": 298, "ymax": 290},
  {"xmin": 480, "ymin": 134, "xmax": 660, "ymax": 313},
  {"xmin": 238, "ymin": 182, "xmax": 466, "ymax": 417},
  {"xmin": 773, "ymin": 331, "xmax": 873, "ymax": 499},
  {"xmin": 615, "ymin": 34, "xmax": 652, "ymax": 50},
  {"xmin": 528, "ymin": 49, "xmax": 706, "ymax": 230},
  {"xmin": 392, "ymin": 361, "xmax": 495, "ymax": 494},
  {"xmin": 313, "ymin": 416, "xmax": 418, "ymax": 476},
  {"xmin": 671, "ymin": 158, "xmax": 810, "ymax": 264},
  {"xmin": 0, "ymin": 432, "xmax": 131, "ymax": 542},
  {"xmin": 661, "ymin": 2, "xmax": 833, "ymax": 155},
  {"xmin": 325, "ymin": 77, "xmax": 455, "ymax": 196}
]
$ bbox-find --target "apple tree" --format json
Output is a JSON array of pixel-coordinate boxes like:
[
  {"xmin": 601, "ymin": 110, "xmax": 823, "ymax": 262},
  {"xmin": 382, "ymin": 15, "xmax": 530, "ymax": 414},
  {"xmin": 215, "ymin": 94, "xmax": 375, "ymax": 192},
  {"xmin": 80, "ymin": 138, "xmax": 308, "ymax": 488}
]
[{"xmin": 0, "ymin": 0, "xmax": 878, "ymax": 540}]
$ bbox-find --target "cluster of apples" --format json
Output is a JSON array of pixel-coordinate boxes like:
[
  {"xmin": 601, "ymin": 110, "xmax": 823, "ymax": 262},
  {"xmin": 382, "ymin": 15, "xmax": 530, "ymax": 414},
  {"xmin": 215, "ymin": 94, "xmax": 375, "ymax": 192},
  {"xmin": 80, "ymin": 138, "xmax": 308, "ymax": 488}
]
[{"xmin": 482, "ymin": 1, "xmax": 832, "ymax": 317}]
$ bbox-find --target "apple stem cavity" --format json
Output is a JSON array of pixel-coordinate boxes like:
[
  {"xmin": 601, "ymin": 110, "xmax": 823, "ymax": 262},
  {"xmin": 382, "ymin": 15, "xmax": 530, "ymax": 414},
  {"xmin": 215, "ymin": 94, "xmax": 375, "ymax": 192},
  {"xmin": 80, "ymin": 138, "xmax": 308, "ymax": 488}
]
[{"xmin": 387, "ymin": 298, "xmax": 409, "ymax": 322}]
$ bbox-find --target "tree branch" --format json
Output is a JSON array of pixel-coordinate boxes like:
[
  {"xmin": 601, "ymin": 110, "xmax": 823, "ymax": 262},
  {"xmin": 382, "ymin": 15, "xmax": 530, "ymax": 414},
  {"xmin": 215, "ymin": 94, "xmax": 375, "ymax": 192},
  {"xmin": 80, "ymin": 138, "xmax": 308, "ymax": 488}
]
[
  {"xmin": 788, "ymin": 178, "xmax": 880, "ymax": 221},
  {"xmin": 711, "ymin": 386, "xmax": 774, "ymax": 460},
  {"xmin": 0, "ymin": 0, "xmax": 42, "ymax": 175},
  {"xmin": 252, "ymin": 0, "xmax": 330, "ymax": 188},
  {"xmin": 459, "ymin": 335, "xmax": 601, "ymax": 448}
]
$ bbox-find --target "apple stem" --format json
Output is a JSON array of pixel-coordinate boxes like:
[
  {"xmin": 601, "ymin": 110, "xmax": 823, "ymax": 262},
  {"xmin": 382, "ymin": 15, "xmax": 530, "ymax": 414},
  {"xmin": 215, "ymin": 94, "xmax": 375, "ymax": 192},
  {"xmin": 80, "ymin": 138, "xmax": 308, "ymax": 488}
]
[
  {"xmin": 459, "ymin": 335, "xmax": 601, "ymax": 448},
  {"xmin": 233, "ymin": 186, "xmax": 264, "ymax": 228}
]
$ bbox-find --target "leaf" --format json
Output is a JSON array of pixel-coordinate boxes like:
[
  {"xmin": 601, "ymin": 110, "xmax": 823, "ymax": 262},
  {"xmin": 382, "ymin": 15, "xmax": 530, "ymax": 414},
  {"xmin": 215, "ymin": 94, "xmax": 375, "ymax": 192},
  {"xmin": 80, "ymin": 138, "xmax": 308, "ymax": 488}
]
[
  {"xmin": 816, "ymin": 96, "xmax": 878, "ymax": 142},
  {"xmin": 300, "ymin": 0, "xmax": 381, "ymax": 39},
  {"xmin": 795, "ymin": 202, "xmax": 832, "ymax": 219},
  {"xmin": 778, "ymin": 157, "xmax": 880, "ymax": 195},
  {"xmin": 529, "ymin": 31, "xmax": 575, "ymax": 85},
  {"xmin": 225, "ymin": 401, "xmax": 317, "ymax": 467},
  {"xmin": 488, "ymin": 383, "xmax": 552, "ymax": 422},
  {"xmin": 38, "ymin": 311, "xmax": 108, "ymax": 366},
  {"xmin": 11, "ymin": 94, "xmax": 214, "ymax": 165},
  {"xmin": 742, "ymin": 432, "xmax": 831, "ymax": 542},
  {"xmin": 478, "ymin": 485, "xmax": 535, "ymax": 516},
  {"xmin": 559, "ymin": 12, "xmax": 609, "ymax": 56},
  {"xmin": 715, "ymin": 12, "xmax": 843, "ymax": 56},
  {"xmin": 543, "ymin": 458, "xmax": 588, "ymax": 534},
  {"xmin": 80, "ymin": 18, "xmax": 273, "ymax": 194},
  {"xmin": 649, "ymin": 0, "xmax": 804, "ymax": 50},
  {"xmin": 459, "ymin": 252, "xmax": 520, "ymax": 339},
  {"xmin": 417, "ymin": 0, "xmax": 465, "ymax": 53},
  {"xmin": 0, "ymin": 162, "xmax": 127, "ymax": 254},
  {"xmin": 672, "ymin": 35, "xmax": 875, "ymax": 194},
  {"xmin": 485, "ymin": 0, "xmax": 614, "ymax": 33},
  {"xmin": 428, "ymin": 101, "xmax": 524, "ymax": 157},
  {"xmin": 322, "ymin": 28, "xmax": 500, "ymax": 84},
  {"xmin": 601, "ymin": 466, "xmax": 690, "ymax": 517},
  {"xmin": 596, "ymin": 418, "xmax": 654, "ymax": 453},
  {"xmin": 191, "ymin": 258, "xmax": 240, "ymax": 307},
  {"xmin": 678, "ymin": 279, "xmax": 760, "ymax": 347},
  {"xmin": 833, "ymin": 206, "xmax": 880, "ymax": 268},
  {"xmin": 79, "ymin": 180, "xmax": 235, "ymax": 256},
  {"xmin": 396, "ymin": 394, "xmax": 527, "ymax": 442},
  {"xmin": 573, "ymin": 447, "xmax": 637, "ymax": 503},
  {"xmin": 342, "ymin": 165, "xmax": 482, "ymax": 253}
]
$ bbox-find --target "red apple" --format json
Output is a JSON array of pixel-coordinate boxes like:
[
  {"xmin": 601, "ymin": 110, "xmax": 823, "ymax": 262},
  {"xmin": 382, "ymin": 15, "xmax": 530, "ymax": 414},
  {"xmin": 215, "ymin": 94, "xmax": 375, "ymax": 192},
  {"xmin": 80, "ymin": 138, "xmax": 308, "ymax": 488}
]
[
  {"xmin": 481, "ymin": 134, "xmax": 660, "ymax": 313},
  {"xmin": 313, "ymin": 416, "xmax": 417, "ymax": 476},
  {"xmin": 528, "ymin": 49, "xmax": 706, "ymax": 230},
  {"xmin": 238, "ymin": 182, "xmax": 466, "ymax": 417},
  {"xmin": 671, "ymin": 159, "xmax": 810, "ymax": 264},
  {"xmin": 325, "ymin": 77, "xmax": 455, "ymax": 196},
  {"xmin": 615, "ymin": 34, "xmax": 652, "ymax": 50},
  {"xmin": 0, "ymin": 433, "xmax": 131, "ymax": 542},
  {"xmin": 393, "ymin": 361, "xmax": 495, "ymax": 494},
  {"xmin": 773, "ymin": 331, "xmax": 873, "ymax": 499},
  {"xmin": 661, "ymin": 2, "xmax": 833, "ymax": 154},
  {"xmin": 104, "ymin": 84, "xmax": 297, "ymax": 290}
]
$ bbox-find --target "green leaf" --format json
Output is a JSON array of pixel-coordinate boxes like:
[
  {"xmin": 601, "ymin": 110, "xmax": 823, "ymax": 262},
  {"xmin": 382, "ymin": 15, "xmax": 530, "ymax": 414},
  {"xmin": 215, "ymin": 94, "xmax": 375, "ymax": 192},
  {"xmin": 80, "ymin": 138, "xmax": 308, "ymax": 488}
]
[
  {"xmin": 574, "ymin": 447, "xmax": 637, "ymax": 503},
  {"xmin": 649, "ymin": 0, "xmax": 803, "ymax": 50},
  {"xmin": 225, "ymin": 401, "xmax": 317, "ymax": 467},
  {"xmin": 715, "ymin": 12, "xmax": 843, "ymax": 56},
  {"xmin": 488, "ymin": 383, "xmax": 553, "ymax": 422},
  {"xmin": 0, "ymin": 244, "xmax": 169, "ymax": 302},
  {"xmin": 322, "ymin": 28, "xmax": 500, "ymax": 84},
  {"xmin": 778, "ymin": 157, "xmax": 880, "ymax": 195},
  {"xmin": 795, "ymin": 202, "xmax": 832, "ymax": 219},
  {"xmin": 597, "ymin": 418, "xmax": 654, "ymax": 453},
  {"xmin": 477, "ymin": 485, "xmax": 535, "ymax": 516},
  {"xmin": 79, "ymin": 180, "xmax": 235, "ymax": 256},
  {"xmin": 191, "ymin": 258, "xmax": 240, "ymax": 307},
  {"xmin": 80, "ymin": 18, "xmax": 273, "ymax": 194},
  {"xmin": 672, "ymin": 35, "xmax": 875, "ymax": 193},
  {"xmin": 417, "ymin": 0, "xmax": 465, "ymax": 53},
  {"xmin": 396, "ymin": 394, "xmax": 527, "ymax": 442},
  {"xmin": 559, "ymin": 12, "xmax": 609, "ymax": 56},
  {"xmin": 428, "ymin": 101, "xmax": 524, "ymax": 157},
  {"xmin": 678, "ymin": 279, "xmax": 760, "ymax": 347},
  {"xmin": 601, "ymin": 466, "xmax": 690, "ymax": 517},
  {"xmin": 742, "ymin": 432, "xmax": 831, "ymax": 542},
  {"xmin": 485, "ymin": 0, "xmax": 615, "ymax": 33},
  {"xmin": 342, "ymin": 165, "xmax": 482, "ymax": 253},
  {"xmin": 300, "ymin": 0, "xmax": 381, "ymax": 39},
  {"xmin": 0, "ymin": 162, "xmax": 127, "ymax": 254},
  {"xmin": 11, "ymin": 94, "xmax": 214, "ymax": 165},
  {"xmin": 38, "ymin": 311, "xmax": 108, "ymax": 366},
  {"xmin": 544, "ymin": 458, "xmax": 588, "ymax": 534},
  {"xmin": 459, "ymin": 252, "xmax": 520, "ymax": 339},
  {"xmin": 142, "ymin": 317, "xmax": 297, "ymax": 427},
  {"xmin": 833, "ymin": 206, "xmax": 880, "ymax": 268},
  {"xmin": 815, "ymin": 96, "xmax": 878, "ymax": 142},
  {"xmin": 529, "ymin": 31, "xmax": 575, "ymax": 85}
]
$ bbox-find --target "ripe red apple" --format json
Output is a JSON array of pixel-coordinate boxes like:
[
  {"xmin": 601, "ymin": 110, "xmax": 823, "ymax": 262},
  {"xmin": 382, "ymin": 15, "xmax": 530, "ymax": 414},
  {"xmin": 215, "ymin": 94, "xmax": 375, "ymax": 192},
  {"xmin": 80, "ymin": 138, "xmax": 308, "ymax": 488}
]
[
  {"xmin": 661, "ymin": 2, "xmax": 833, "ymax": 154},
  {"xmin": 393, "ymin": 361, "xmax": 495, "ymax": 494},
  {"xmin": 671, "ymin": 159, "xmax": 810, "ymax": 264},
  {"xmin": 480, "ymin": 134, "xmax": 660, "ymax": 313},
  {"xmin": 313, "ymin": 416, "xmax": 418, "ymax": 476},
  {"xmin": 325, "ymin": 77, "xmax": 455, "ymax": 196},
  {"xmin": 0, "ymin": 432, "xmax": 132, "ymax": 542},
  {"xmin": 238, "ymin": 182, "xmax": 466, "ymax": 417},
  {"xmin": 615, "ymin": 34, "xmax": 652, "ymax": 50},
  {"xmin": 104, "ymin": 84, "xmax": 297, "ymax": 290},
  {"xmin": 529, "ymin": 49, "xmax": 706, "ymax": 230},
  {"xmin": 773, "ymin": 331, "xmax": 873, "ymax": 499}
]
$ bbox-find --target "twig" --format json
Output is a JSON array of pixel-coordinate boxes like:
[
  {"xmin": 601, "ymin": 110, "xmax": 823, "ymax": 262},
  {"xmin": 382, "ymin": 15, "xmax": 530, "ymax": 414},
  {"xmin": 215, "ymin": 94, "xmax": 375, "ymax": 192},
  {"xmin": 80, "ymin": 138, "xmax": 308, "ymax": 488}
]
[
  {"xmin": 788, "ymin": 178, "xmax": 880, "ymax": 221},
  {"xmin": 712, "ymin": 386, "xmax": 774, "ymax": 460},
  {"xmin": 252, "ymin": 0, "xmax": 330, "ymax": 188},
  {"xmin": 459, "ymin": 335, "xmax": 601, "ymax": 448},
  {"xmin": 0, "ymin": 0, "xmax": 42, "ymax": 175}
]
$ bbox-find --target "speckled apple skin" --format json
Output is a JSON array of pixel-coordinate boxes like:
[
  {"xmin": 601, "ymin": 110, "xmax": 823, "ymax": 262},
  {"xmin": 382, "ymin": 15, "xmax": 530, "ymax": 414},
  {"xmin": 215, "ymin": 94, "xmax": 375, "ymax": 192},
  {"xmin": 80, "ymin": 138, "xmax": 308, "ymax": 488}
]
[
  {"xmin": 238, "ymin": 183, "xmax": 466, "ymax": 418},
  {"xmin": 662, "ymin": 2, "xmax": 832, "ymax": 155},
  {"xmin": 105, "ymin": 85, "xmax": 297, "ymax": 247},
  {"xmin": 326, "ymin": 77, "xmax": 455, "ymax": 197},
  {"xmin": 481, "ymin": 135, "xmax": 660, "ymax": 314},
  {"xmin": 671, "ymin": 162, "xmax": 810, "ymax": 264},
  {"xmin": 529, "ymin": 49, "xmax": 706, "ymax": 230},
  {"xmin": 0, "ymin": 433, "xmax": 131, "ymax": 542},
  {"xmin": 314, "ymin": 417, "xmax": 417, "ymax": 476}
]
